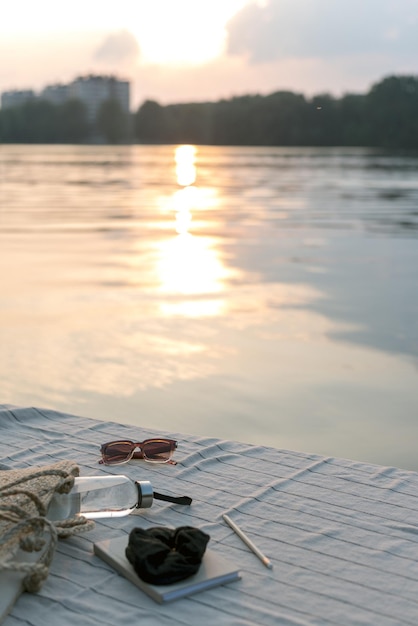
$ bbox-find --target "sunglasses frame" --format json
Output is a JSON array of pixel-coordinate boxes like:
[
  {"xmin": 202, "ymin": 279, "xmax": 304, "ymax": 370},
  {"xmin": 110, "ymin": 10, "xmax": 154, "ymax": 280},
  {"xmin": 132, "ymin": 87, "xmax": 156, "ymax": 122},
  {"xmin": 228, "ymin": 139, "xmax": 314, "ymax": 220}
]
[{"xmin": 99, "ymin": 438, "xmax": 178, "ymax": 465}]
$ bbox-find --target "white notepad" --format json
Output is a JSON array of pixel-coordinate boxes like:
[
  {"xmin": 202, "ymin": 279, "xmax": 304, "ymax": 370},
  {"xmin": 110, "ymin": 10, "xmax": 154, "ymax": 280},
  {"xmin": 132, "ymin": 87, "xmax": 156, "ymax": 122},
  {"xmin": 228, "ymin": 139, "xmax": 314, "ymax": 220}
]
[{"xmin": 94, "ymin": 534, "xmax": 241, "ymax": 603}]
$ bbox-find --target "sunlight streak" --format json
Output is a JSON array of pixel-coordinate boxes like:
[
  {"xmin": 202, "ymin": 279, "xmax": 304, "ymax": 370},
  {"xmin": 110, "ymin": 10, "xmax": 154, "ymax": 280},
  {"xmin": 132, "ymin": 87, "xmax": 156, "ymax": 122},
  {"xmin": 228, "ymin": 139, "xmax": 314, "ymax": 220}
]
[
  {"xmin": 156, "ymin": 145, "xmax": 231, "ymax": 316},
  {"xmin": 157, "ymin": 232, "xmax": 228, "ymax": 296},
  {"xmin": 175, "ymin": 145, "xmax": 197, "ymax": 187}
]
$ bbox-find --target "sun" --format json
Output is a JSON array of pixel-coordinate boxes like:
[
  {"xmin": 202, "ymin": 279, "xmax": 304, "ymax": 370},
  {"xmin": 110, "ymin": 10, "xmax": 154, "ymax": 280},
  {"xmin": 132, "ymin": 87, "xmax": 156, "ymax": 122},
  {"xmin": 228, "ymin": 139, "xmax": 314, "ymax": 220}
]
[
  {"xmin": 0, "ymin": 1, "xmax": 249, "ymax": 71},
  {"xmin": 131, "ymin": 0, "xmax": 248, "ymax": 66}
]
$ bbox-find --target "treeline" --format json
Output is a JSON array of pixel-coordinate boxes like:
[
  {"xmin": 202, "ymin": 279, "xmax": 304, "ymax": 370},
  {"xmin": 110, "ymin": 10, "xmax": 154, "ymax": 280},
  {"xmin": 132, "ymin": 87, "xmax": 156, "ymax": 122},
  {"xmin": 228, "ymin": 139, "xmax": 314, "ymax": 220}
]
[
  {"xmin": 1, "ymin": 75, "xmax": 418, "ymax": 148},
  {"xmin": 0, "ymin": 98, "xmax": 130, "ymax": 144}
]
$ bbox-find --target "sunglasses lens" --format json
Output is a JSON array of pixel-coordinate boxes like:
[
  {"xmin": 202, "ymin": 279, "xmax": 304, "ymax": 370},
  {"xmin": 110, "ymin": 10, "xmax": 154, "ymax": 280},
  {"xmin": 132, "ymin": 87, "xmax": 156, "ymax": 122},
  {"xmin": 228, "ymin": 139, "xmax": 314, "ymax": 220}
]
[
  {"xmin": 142, "ymin": 440, "xmax": 175, "ymax": 463},
  {"xmin": 101, "ymin": 441, "xmax": 133, "ymax": 465}
]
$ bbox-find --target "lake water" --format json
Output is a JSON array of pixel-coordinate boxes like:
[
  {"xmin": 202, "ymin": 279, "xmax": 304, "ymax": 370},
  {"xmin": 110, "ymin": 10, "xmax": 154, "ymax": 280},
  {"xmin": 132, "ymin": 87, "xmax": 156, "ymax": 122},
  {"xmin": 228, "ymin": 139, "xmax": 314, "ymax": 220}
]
[{"xmin": 1, "ymin": 144, "xmax": 418, "ymax": 470}]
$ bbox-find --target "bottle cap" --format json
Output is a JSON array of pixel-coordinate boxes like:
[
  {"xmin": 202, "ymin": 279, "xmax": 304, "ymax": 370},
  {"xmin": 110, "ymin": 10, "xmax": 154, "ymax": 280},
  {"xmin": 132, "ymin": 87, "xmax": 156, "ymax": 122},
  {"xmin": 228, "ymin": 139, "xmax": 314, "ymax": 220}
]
[{"xmin": 135, "ymin": 480, "xmax": 154, "ymax": 508}]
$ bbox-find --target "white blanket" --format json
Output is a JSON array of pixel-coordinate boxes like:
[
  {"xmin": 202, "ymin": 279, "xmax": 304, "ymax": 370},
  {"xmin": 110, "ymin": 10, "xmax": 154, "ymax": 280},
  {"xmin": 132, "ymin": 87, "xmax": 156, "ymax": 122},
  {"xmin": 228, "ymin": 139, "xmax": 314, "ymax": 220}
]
[{"xmin": 1, "ymin": 405, "xmax": 418, "ymax": 625}]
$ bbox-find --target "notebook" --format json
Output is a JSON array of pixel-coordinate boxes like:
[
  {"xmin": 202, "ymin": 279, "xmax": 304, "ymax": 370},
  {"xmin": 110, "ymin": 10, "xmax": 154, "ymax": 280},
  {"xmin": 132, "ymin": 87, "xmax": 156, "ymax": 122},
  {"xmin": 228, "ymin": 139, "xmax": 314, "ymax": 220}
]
[{"xmin": 93, "ymin": 534, "xmax": 241, "ymax": 603}]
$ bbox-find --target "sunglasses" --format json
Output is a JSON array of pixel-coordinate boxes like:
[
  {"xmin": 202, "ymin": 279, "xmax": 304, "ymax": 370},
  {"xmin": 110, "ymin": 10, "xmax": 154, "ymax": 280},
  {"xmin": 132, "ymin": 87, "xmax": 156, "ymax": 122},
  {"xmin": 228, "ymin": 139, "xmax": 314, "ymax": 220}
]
[{"xmin": 99, "ymin": 439, "xmax": 178, "ymax": 466}]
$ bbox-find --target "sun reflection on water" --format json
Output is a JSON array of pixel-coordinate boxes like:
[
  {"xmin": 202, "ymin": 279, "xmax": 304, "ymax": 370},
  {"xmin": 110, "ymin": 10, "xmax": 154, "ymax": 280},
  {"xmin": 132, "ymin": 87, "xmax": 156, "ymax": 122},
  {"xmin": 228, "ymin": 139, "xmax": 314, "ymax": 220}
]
[
  {"xmin": 157, "ymin": 145, "xmax": 230, "ymax": 316},
  {"xmin": 175, "ymin": 145, "xmax": 197, "ymax": 187}
]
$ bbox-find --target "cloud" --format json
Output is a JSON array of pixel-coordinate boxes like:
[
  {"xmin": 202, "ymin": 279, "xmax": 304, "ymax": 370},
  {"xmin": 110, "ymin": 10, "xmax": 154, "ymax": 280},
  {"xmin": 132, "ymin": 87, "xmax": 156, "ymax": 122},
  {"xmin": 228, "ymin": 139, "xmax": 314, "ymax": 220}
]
[
  {"xmin": 226, "ymin": 0, "xmax": 418, "ymax": 63},
  {"xmin": 94, "ymin": 29, "xmax": 140, "ymax": 63}
]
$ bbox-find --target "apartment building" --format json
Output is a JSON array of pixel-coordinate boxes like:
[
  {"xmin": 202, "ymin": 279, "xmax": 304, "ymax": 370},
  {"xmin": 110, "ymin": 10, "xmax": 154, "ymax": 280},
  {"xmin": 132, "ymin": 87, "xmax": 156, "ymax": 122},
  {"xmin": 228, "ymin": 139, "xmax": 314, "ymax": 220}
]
[
  {"xmin": 1, "ymin": 75, "xmax": 130, "ymax": 123},
  {"xmin": 1, "ymin": 89, "xmax": 36, "ymax": 109},
  {"xmin": 40, "ymin": 83, "xmax": 70, "ymax": 106},
  {"xmin": 69, "ymin": 75, "xmax": 130, "ymax": 122}
]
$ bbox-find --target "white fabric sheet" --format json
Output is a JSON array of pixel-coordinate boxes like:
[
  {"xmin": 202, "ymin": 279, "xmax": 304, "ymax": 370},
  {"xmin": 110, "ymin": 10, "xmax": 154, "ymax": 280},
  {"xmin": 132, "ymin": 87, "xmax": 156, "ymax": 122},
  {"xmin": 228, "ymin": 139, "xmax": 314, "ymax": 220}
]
[{"xmin": 1, "ymin": 405, "xmax": 418, "ymax": 625}]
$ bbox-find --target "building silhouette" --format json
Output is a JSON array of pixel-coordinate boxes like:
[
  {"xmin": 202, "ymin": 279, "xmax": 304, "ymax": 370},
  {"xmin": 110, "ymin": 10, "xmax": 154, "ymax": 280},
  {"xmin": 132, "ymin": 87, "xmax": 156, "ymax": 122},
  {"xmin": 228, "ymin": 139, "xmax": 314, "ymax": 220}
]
[
  {"xmin": 68, "ymin": 75, "xmax": 130, "ymax": 122},
  {"xmin": 1, "ymin": 89, "xmax": 36, "ymax": 109},
  {"xmin": 40, "ymin": 83, "xmax": 70, "ymax": 106},
  {"xmin": 1, "ymin": 75, "xmax": 130, "ymax": 123}
]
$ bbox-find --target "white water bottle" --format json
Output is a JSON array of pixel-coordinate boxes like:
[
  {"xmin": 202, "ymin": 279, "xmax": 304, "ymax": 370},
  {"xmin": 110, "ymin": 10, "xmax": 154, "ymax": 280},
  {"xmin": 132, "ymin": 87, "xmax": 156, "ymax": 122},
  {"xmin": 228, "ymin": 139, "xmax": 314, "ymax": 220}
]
[{"xmin": 47, "ymin": 475, "xmax": 192, "ymax": 520}]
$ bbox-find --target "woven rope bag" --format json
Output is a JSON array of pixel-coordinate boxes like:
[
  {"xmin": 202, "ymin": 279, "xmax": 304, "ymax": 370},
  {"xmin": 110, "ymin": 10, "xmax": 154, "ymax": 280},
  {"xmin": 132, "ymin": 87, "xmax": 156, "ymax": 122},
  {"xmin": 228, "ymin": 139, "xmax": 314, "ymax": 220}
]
[{"xmin": 0, "ymin": 460, "xmax": 95, "ymax": 620}]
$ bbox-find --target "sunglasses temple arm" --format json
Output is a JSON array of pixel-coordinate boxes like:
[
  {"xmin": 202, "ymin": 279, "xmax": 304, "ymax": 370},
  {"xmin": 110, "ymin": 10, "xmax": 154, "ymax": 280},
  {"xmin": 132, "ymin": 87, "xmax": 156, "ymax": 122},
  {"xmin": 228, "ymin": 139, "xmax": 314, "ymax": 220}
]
[{"xmin": 153, "ymin": 491, "xmax": 192, "ymax": 506}]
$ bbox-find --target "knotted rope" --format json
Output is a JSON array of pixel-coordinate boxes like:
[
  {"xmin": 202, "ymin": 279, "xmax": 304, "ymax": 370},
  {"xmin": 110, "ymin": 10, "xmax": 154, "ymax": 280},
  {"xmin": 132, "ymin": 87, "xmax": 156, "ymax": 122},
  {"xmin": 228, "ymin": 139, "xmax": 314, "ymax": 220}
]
[{"xmin": 0, "ymin": 462, "xmax": 95, "ymax": 593}]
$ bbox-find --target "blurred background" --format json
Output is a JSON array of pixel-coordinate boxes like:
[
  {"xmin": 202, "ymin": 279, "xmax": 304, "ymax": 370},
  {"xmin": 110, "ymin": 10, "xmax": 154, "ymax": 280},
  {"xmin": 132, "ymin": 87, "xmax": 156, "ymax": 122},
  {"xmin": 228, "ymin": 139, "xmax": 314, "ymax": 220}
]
[{"xmin": 1, "ymin": 1, "xmax": 418, "ymax": 470}]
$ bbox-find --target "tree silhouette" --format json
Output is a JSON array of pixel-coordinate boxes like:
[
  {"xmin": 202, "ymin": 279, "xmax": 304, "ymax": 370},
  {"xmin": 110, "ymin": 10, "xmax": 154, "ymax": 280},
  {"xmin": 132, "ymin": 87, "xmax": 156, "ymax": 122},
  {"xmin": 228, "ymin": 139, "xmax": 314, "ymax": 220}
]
[
  {"xmin": 96, "ymin": 98, "xmax": 130, "ymax": 144},
  {"xmin": 366, "ymin": 76, "xmax": 418, "ymax": 148},
  {"xmin": 134, "ymin": 100, "xmax": 167, "ymax": 143},
  {"xmin": 2, "ymin": 74, "xmax": 418, "ymax": 148}
]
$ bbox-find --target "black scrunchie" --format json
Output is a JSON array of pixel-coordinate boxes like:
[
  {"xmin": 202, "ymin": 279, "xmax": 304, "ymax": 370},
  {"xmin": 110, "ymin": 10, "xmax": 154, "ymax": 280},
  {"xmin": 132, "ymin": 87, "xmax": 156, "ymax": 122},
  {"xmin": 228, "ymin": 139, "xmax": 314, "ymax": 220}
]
[{"xmin": 126, "ymin": 526, "xmax": 210, "ymax": 585}]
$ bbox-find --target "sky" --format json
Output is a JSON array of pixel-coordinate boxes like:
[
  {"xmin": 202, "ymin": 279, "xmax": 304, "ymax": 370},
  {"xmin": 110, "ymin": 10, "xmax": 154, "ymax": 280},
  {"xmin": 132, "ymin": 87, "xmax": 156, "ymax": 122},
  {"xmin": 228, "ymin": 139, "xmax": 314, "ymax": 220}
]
[{"xmin": 1, "ymin": 0, "xmax": 418, "ymax": 110}]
